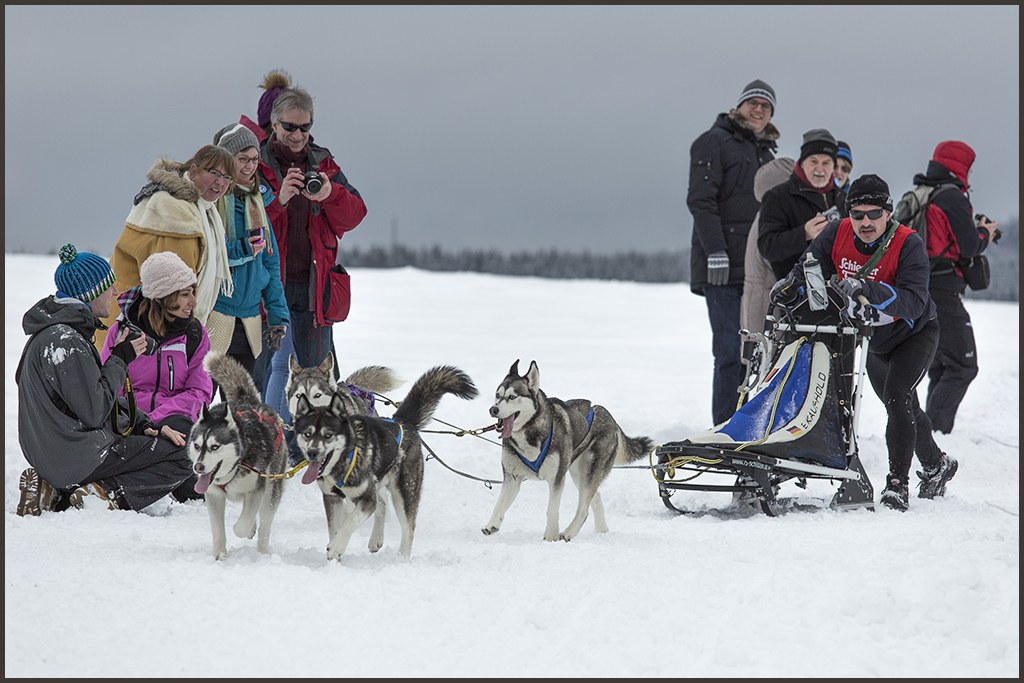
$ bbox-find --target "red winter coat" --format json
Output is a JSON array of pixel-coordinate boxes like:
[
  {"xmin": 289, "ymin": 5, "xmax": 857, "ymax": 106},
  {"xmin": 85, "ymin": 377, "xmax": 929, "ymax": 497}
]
[{"xmin": 258, "ymin": 138, "xmax": 367, "ymax": 326}]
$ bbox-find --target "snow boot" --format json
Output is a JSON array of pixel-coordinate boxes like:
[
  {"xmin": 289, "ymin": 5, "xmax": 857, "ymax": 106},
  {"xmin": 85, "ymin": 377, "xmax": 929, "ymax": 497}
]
[
  {"xmin": 17, "ymin": 468, "xmax": 59, "ymax": 517},
  {"xmin": 917, "ymin": 454, "xmax": 958, "ymax": 500},
  {"xmin": 67, "ymin": 482, "xmax": 121, "ymax": 511},
  {"xmin": 880, "ymin": 474, "xmax": 909, "ymax": 512}
]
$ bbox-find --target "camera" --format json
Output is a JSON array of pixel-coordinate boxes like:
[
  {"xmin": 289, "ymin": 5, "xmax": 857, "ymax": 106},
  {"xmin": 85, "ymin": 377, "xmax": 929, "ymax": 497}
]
[
  {"xmin": 302, "ymin": 171, "xmax": 323, "ymax": 195},
  {"xmin": 247, "ymin": 226, "xmax": 263, "ymax": 246},
  {"xmin": 824, "ymin": 205, "xmax": 841, "ymax": 223},
  {"xmin": 124, "ymin": 321, "xmax": 157, "ymax": 356},
  {"xmin": 976, "ymin": 214, "xmax": 1002, "ymax": 244}
]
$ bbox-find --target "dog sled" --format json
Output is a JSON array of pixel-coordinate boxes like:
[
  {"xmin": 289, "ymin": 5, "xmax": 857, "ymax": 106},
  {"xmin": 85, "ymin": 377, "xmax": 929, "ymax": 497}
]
[{"xmin": 654, "ymin": 276, "xmax": 876, "ymax": 517}]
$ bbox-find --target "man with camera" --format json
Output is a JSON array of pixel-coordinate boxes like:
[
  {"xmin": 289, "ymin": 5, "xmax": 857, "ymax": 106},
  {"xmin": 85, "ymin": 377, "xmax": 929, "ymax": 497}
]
[
  {"xmin": 257, "ymin": 85, "xmax": 367, "ymax": 379},
  {"xmin": 16, "ymin": 245, "xmax": 199, "ymax": 516},
  {"xmin": 758, "ymin": 128, "xmax": 848, "ymax": 281},
  {"xmin": 911, "ymin": 140, "xmax": 999, "ymax": 434}
]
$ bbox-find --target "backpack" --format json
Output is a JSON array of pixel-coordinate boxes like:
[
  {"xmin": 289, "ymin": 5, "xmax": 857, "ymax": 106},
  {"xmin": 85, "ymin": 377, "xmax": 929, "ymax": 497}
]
[{"xmin": 892, "ymin": 183, "xmax": 958, "ymax": 246}]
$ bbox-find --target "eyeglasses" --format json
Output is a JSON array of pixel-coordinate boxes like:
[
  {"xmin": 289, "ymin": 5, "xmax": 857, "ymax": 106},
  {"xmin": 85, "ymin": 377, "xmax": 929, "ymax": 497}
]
[
  {"xmin": 850, "ymin": 208, "xmax": 885, "ymax": 221},
  {"xmin": 204, "ymin": 168, "xmax": 233, "ymax": 184},
  {"xmin": 236, "ymin": 154, "xmax": 260, "ymax": 166},
  {"xmin": 744, "ymin": 100, "xmax": 772, "ymax": 112},
  {"xmin": 838, "ymin": 163, "xmax": 852, "ymax": 173},
  {"xmin": 278, "ymin": 121, "xmax": 312, "ymax": 133}
]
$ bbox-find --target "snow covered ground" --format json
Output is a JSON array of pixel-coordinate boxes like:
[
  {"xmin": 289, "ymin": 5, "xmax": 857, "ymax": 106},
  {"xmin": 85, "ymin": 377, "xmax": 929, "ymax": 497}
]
[{"xmin": 5, "ymin": 253, "xmax": 1019, "ymax": 677}]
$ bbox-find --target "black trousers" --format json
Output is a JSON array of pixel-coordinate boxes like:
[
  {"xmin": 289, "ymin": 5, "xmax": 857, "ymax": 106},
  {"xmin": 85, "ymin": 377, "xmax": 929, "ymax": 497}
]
[
  {"xmin": 84, "ymin": 414, "xmax": 200, "ymax": 510},
  {"xmin": 865, "ymin": 320, "xmax": 944, "ymax": 480},
  {"xmin": 926, "ymin": 286, "xmax": 979, "ymax": 434}
]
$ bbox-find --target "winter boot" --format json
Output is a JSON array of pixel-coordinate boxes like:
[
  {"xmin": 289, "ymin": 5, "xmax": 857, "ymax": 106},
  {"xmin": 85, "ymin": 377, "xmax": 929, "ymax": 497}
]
[
  {"xmin": 67, "ymin": 482, "xmax": 121, "ymax": 511},
  {"xmin": 17, "ymin": 468, "xmax": 59, "ymax": 517},
  {"xmin": 879, "ymin": 474, "xmax": 909, "ymax": 512},
  {"xmin": 917, "ymin": 454, "xmax": 958, "ymax": 500}
]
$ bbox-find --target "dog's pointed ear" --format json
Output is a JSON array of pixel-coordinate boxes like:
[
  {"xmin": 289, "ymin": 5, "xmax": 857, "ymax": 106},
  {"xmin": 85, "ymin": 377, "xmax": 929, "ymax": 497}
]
[
  {"xmin": 329, "ymin": 390, "xmax": 347, "ymax": 416},
  {"xmin": 509, "ymin": 359, "xmax": 520, "ymax": 377},
  {"xmin": 319, "ymin": 352, "xmax": 334, "ymax": 378},
  {"xmin": 201, "ymin": 403, "xmax": 212, "ymax": 421},
  {"xmin": 295, "ymin": 394, "xmax": 313, "ymax": 418},
  {"xmin": 289, "ymin": 353, "xmax": 301, "ymax": 375},
  {"xmin": 526, "ymin": 360, "xmax": 540, "ymax": 390}
]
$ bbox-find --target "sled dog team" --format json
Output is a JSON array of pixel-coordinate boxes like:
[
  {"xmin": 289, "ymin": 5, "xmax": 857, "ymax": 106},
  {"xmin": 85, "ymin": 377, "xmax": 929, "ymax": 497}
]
[{"xmin": 189, "ymin": 352, "xmax": 653, "ymax": 560}]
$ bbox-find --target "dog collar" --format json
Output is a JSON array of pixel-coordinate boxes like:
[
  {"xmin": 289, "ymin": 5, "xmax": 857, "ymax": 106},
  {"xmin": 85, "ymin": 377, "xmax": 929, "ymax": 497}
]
[{"xmin": 330, "ymin": 447, "xmax": 360, "ymax": 492}]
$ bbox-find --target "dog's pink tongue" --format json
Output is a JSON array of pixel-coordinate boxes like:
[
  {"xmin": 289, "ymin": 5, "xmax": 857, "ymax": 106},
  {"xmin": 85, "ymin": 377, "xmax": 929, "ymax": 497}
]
[
  {"xmin": 194, "ymin": 472, "xmax": 213, "ymax": 494},
  {"xmin": 500, "ymin": 416, "xmax": 515, "ymax": 439},
  {"xmin": 301, "ymin": 460, "xmax": 322, "ymax": 485}
]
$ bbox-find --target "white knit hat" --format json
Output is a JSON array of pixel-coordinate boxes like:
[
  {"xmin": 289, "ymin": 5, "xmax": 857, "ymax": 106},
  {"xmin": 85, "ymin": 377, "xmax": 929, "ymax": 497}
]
[{"xmin": 140, "ymin": 252, "xmax": 197, "ymax": 300}]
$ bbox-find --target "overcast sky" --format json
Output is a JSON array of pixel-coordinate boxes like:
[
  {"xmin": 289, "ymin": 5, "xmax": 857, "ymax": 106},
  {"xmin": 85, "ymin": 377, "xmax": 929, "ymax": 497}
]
[{"xmin": 4, "ymin": 5, "xmax": 1020, "ymax": 257}]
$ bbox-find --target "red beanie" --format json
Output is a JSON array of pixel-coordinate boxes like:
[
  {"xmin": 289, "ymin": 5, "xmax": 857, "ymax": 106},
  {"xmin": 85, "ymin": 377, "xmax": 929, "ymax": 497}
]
[{"xmin": 932, "ymin": 141, "xmax": 975, "ymax": 186}]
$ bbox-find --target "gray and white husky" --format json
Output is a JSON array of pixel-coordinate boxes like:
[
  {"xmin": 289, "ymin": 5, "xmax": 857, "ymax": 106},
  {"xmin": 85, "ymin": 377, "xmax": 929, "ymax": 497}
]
[
  {"xmin": 294, "ymin": 365, "xmax": 478, "ymax": 560},
  {"xmin": 484, "ymin": 360, "xmax": 653, "ymax": 542},
  {"xmin": 188, "ymin": 351, "xmax": 290, "ymax": 559},
  {"xmin": 287, "ymin": 353, "xmax": 403, "ymax": 418}
]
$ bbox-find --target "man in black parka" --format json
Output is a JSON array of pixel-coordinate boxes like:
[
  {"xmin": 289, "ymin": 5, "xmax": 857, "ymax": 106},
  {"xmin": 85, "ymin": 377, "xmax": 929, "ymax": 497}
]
[{"xmin": 687, "ymin": 79, "xmax": 780, "ymax": 425}]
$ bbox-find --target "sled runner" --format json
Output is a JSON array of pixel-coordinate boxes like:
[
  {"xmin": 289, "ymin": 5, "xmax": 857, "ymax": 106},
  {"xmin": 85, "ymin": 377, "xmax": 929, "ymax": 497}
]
[{"xmin": 655, "ymin": 277, "xmax": 875, "ymax": 516}]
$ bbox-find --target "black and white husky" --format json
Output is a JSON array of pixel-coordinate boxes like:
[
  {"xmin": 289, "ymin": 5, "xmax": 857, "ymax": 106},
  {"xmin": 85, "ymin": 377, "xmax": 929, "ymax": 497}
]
[
  {"xmin": 188, "ymin": 351, "xmax": 289, "ymax": 559},
  {"xmin": 286, "ymin": 353, "xmax": 403, "ymax": 419},
  {"xmin": 484, "ymin": 360, "xmax": 653, "ymax": 542},
  {"xmin": 293, "ymin": 365, "xmax": 478, "ymax": 560}
]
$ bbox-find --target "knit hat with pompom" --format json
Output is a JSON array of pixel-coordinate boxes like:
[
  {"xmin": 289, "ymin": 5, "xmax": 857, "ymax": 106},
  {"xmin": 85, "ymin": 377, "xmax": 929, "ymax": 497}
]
[{"xmin": 54, "ymin": 243, "xmax": 115, "ymax": 302}]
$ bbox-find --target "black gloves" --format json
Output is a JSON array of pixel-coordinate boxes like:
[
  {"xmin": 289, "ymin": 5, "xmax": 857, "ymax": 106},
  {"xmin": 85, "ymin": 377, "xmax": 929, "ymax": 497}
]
[
  {"xmin": 265, "ymin": 324, "xmax": 287, "ymax": 352},
  {"xmin": 769, "ymin": 274, "xmax": 802, "ymax": 307},
  {"xmin": 111, "ymin": 337, "xmax": 139, "ymax": 364},
  {"xmin": 706, "ymin": 251, "xmax": 730, "ymax": 286},
  {"xmin": 837, "ymin": 277, "xmax": 864, "ymax": 301}
]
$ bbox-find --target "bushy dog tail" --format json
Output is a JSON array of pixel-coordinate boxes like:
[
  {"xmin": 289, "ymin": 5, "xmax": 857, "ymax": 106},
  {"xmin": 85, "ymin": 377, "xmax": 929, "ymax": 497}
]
[
  {"xmin": 616, "ymin": 432, "xmax": 655, "ymax": 466},
  {"xmin": 345, "ymin": 365, "xmax": 405, "ymax": 396},
  {"xmin": 393, "ymin": 365, "xmax": 478, "ymax": 431},
  {"xmin": 204, "ymin": 351, "xmax": 262, "ymax": 406}
]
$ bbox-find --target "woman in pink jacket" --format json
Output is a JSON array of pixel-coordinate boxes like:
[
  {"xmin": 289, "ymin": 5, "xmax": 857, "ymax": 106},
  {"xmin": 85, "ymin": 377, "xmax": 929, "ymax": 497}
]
[{"xmin": 101, "ymin": 252, "xmax": 213, "ymax": 439}]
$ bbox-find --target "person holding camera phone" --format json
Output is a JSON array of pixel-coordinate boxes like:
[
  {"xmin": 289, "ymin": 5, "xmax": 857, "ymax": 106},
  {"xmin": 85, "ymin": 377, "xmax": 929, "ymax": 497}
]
[
  {"xmin": 911, "ymin": 141, "xmax": 998, "ymax": 434},
  {"xmin": 758, "ymin": 128, "xmax": 849, "ymax": 281},
  {"xmin": 256, "ymin": 85, "xmax": 367, "ymax": 426},
  {"xmin": 100, "ymin": 251, "xmax": 213, "ymax": 448},
  {"xmin": 205, "ymin": 123, "xmax": 289, "ymax": 382},
  {"xmin": 16, "ymin": 245, "xmax": 200, "ymax": 516}
]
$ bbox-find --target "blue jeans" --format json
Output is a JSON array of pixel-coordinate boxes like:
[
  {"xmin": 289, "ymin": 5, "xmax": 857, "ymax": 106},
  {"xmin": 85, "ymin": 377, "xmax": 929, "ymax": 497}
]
[
  {"xmin": 265, "ymin": 324, "xmax": 295, "ymax": 423},
  {"xmin": 704, "ymin": 284, "xmax": 744, "ymax": 426}
]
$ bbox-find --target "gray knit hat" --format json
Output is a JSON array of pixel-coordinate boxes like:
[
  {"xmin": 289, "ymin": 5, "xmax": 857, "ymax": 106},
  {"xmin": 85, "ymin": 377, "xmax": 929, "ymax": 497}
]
[
  {"xmin": 737, "ymin": 79, "xmax": 776, "ymax": 113},
  {"xmin": 214, "ymin": 123, "xmax": 260, "ymax": 156},
  {"xmin": 54, "ymin": 243, "xmax": 116, "ymax": 302},
  {"xmin": 140, "ymin": 251, "xmax": 197, "ymax": 300}
]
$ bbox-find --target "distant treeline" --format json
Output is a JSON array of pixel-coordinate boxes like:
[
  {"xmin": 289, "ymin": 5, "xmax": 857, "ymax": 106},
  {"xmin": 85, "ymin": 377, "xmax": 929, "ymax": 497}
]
[{"xmin": 340, "ymin": 216, "xmax": 1019, "ymax": 302}]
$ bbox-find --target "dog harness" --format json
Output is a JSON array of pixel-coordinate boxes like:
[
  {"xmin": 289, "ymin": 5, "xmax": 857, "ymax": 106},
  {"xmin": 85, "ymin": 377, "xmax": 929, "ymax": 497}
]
[
  {"xmin": 348, "ymin": 383, "xmax": 376, "ymax": 416},
  {"xmin": 511, "ymin": 405, "xmax": 595, "ymax": 473},
  {"xmin": 236, "ymin": 408, "xmax": 284, "ymax": 451},
  {"xmin": 329, "ymin": 419, "xmax": 404, "ymax": 493}
]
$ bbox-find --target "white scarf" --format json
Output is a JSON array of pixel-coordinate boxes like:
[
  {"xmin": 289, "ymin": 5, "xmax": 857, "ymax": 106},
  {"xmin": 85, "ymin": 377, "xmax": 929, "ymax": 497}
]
[{"xmin": 185, "ymin": 171, "xmax": 233, "ymax": 325}]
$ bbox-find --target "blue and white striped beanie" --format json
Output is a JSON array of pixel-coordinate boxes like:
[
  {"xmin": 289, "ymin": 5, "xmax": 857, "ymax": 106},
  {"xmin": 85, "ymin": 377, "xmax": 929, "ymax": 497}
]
[
  {"xmin": 54, "ymin": 243, "xmax": 115, "ymax": 302},
  {"xmin": 737, "ymin": 79, "xmax": 776, "ymax": 114}
]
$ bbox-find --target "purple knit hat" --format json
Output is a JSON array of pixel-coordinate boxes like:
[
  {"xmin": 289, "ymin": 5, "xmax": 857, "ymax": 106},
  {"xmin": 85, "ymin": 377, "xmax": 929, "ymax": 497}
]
[{"xmin": 257, "ymin": 70, "xmax": 291, "ymax": 129}]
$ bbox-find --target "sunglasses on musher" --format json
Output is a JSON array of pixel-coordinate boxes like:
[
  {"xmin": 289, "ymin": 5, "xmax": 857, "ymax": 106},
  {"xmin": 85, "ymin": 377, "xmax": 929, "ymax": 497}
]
[
  {"xmin": 278, "ymin": 121, "xmax": 312, "ymax": 133},
  {"xmin": 850, "ymin": 208, "xmax": 885, "ymax": 221}
]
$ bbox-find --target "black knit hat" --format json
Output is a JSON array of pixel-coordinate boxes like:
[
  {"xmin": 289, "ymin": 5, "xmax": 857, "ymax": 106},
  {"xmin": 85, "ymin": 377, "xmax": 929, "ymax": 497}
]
[
  {"xmin": 799, "ymin": 128, "xmax": 838, "ymax": 163},
  {"xmin": 54, "ymin": 243, "xmax": 116, "ymax": 302},
  {"xmin": 845, "ymin": 174, "xmax": 893, "ymax": 212},
  {"xmin": 736, "ymin": 79, "xmax": 776, "ymax": 114}
]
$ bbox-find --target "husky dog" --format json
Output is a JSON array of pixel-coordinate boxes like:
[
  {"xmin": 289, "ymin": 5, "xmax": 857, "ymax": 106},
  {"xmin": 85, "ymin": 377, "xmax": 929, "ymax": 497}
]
[
  {"xmin": 294, "ymin": 365, "xmax": 478, "ymax": 560},
  {"xmin": 188, "ymin": 351, "xmax": 289, "ymax": 559},
  {"xmin": 287, "ymin": 353, "xmax": 403, "ymax": 418},
  {"xmin": 484, "ymin": 360, "xmax": 653, "ymax": 542}
]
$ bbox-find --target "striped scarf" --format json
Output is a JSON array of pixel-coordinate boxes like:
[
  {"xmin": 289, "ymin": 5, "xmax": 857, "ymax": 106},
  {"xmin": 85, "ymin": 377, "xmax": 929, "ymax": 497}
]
[{"xmin": 217, "ymin": 181, "xmax": 273, "ymax": 257}]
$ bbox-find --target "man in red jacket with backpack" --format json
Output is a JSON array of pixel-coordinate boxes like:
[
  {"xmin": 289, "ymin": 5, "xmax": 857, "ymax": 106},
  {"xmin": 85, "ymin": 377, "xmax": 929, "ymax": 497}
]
[{"xmin": 911, "ymin": 141, "xmax": 998, "ymax": 434}]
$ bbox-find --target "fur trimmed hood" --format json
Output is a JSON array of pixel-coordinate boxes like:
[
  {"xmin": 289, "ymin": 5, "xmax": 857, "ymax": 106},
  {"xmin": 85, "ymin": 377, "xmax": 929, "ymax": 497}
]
[
  {"xmin": 729, "ymin": 108, "xmax": 781, "ymax": 142},
  {"xmin": 134, "ymin": 157, "xmax": 200, "ymax": 206}
]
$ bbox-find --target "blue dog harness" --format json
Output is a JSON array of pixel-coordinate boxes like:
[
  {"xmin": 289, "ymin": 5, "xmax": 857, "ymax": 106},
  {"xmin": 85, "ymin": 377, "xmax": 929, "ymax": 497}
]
[
  {"xmin": 331, "ymin": 419, "xmax": 404, "ymax": 492},
  {"xmin": 511, "ymin": 405, "xmax": 595, "ymax": 473}
]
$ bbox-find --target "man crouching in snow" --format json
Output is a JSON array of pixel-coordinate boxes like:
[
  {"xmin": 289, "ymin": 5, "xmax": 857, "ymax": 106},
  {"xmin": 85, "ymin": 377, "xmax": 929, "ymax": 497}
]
[{"xmin": 15, "ymin": 244, "xmax": 202, "ymax": 516}]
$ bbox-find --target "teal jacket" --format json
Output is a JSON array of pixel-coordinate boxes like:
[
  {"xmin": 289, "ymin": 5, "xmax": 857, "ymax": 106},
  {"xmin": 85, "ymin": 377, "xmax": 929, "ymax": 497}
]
[{"xmin": 213, "ymin": 184, "xmax": 289, "ymax": 326}]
